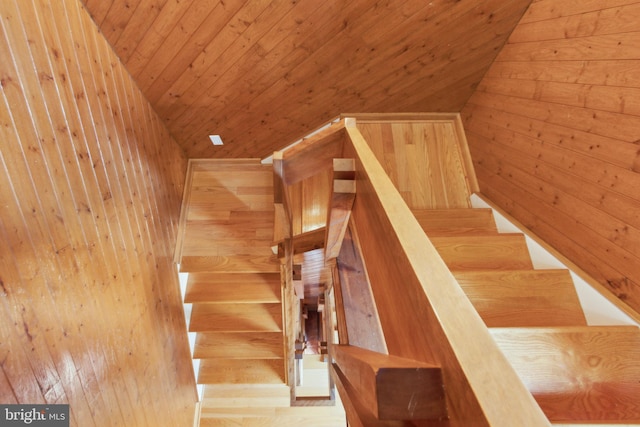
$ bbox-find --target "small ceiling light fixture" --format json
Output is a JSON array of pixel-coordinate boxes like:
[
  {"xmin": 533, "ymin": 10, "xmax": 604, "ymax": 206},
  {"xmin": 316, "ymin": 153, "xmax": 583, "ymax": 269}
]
[{"xmin": 209, "ymin": 134, "xmax": 224, "ymax": 146}]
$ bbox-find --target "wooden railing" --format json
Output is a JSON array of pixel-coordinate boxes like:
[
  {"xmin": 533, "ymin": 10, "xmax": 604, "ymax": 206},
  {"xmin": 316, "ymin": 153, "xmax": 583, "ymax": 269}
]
[{"xmin": 275, "ymin": 118, "xmax": 551, "ymax": 425}]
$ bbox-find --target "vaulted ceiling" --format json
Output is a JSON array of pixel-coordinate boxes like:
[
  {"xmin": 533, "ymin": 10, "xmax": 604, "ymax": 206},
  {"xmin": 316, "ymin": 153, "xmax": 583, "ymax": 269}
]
[{"xmin": 81, "ymin": 0, "xmax": 531, "ymax": 159}]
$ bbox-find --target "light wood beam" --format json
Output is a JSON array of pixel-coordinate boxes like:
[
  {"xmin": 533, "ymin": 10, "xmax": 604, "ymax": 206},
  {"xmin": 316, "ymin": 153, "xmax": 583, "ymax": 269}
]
[
  {"xmin": 273, "ymin": 151, "xmax": 292, "ymax": 244},
  {"xmin": 325, "ymin": 159, "xmax": 356, "ymax": 261},
  {"xmin": 281, "ymin": 120, "xmax": 347, "ymax": 185}
]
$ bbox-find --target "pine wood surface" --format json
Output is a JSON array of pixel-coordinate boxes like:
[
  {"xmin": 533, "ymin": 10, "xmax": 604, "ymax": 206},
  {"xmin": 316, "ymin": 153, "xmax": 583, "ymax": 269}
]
[
  {"xmin": 342, "ymin": 121, "xmax": 549, "ymax": 425},
  {"xmin": 356, "ymin": 120, "xmax": 472, "ymax": 209},
  {"xmin": 201, "ymin": 384, "xmax": 291, "ymax": 408},
  {"xmin": 454, "ymin": 270, "xmax": 587, "ymax": 327},
  {"xmin": 194, "ymin": 332, "xmax": 284, "ymax": 359},
  {"xmin": 189, "ymin": 303, "xmax": 283, "ymax": 333},
  {"xmin": 80, "ymin": 0, "xmax": 531, "ymax": 158},
  {"xmin": 0, "ymin": 1, "xmax": 196, "ymax": 425},
  {"xmin": 461, "ymin": 0, "xmax": 640, "ymax": 315},
  {"xmin": 185, "ymin": 272, "xmax": 281, "ymax": 303},
  {"xmin": 198, "ymin": 359, "xmax": 286, "ymax": 385},
  {"xmin": 177, "ymin": 160, "xmax": 279, "ymax": 272},
  {"xmin": 413, "ymin": 208, "xmax": 499, "ymax": 236},
  {"xmin": 491, "ymin": 326, "xmax": 640, "ymax": 422},
  {"xmin": 430, "ymin": 234, "xmax": 534, "ymax": 272}
]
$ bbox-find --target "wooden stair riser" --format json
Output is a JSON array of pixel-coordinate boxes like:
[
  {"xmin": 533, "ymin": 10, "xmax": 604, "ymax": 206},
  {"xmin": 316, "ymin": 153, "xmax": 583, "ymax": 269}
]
[
  {"xmin": 194, "ymin": 332, "xmax": 284, "ymax": 359},
  {"xmin": 189, "ymin": 303, "xmax": 283, "ymax": 333},
  {"xmin": 185, "ymin": 272, "xmax": 281, "ymax": 303},
  {"xmin": 201, "ymin": 384, "xmax": 291, "ymax": 408},
  {"xmin": 198, "ymin": 359, "xmax": 286, "ymax": 384}
]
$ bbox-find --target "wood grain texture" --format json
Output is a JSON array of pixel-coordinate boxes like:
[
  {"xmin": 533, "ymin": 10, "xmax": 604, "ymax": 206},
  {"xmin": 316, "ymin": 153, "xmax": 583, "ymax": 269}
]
[
  {"xmin": 491, "ymin": 326, "xmax": 640, "ymax": 422},
  {"xmin": 0, "ymin": 1, "xmax": 196, "ymax": 426},
  {"xmin": 356, "ymin": 119, "xmax": 472, "ymax": 209},
  {"xmin": 331, "ymin": 345, "xmax": 446, "ymax": 421},
  {"xmin": 177, "ymin": 159, "xmax": 279, "ymax": 272},
  {"xmin": 198, "ymin": 358, "xmax": 285, "ymax": 385},
  {"xmin": 189, "ymin": 303, "xmax": 282, "ymax": 333},
  {"xmin": 336, "ymin": 225, "xmax": 387, "ymax": 354},
  {"xmin": 185, "ymin": 272, "xmax": 281, "ymax": 303},
  {"xmin": 430, "ymin": 234, "xmax": 534, "ymax": 272},
  {"xmin": 193, "ymin": 332, "xmax": 284, "ymax": 359},
  {"xmin": 454, "ymin": 270, "xmax": 587, "ymax": 327},
  {"xmin": 342, "ymin": 120, "xmax": 549, "ymax": 425},
  {"xmin": 461, "ymin": 0, "xmax": 640, "ymax": 315},
  {"xmin": 80, "ymin": 0, "xmax": 532, "ymax": 159},
  {"xmin": 413, "ymin": 208, "xmax": 498, "ymax": 236}
]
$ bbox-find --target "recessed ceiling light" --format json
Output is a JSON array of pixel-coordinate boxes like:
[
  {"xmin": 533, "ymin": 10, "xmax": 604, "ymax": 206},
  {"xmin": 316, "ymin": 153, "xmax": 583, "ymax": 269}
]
[{"xmin": 209, "ymin": 135, "xmax": 224, "ymax": 146}]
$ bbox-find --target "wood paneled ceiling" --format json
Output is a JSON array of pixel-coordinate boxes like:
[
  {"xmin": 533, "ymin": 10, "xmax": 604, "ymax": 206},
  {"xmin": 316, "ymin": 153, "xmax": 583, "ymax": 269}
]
[{"xmin": 81, "ymin": 0, "xmax": 531, "ymax": 159}]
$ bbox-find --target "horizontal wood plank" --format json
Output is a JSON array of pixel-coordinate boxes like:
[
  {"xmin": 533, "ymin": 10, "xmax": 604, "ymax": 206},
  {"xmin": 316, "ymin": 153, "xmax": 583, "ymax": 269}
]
[
  {"xmin": 454, "ymin": 270, "xmax": 587, "ymax": 327},
  {"xmin": 194, "ymin": 332, "xmax": 284, "ymax": 359},
  {"xmin": 430, "ymin": 235, "xmax": 534, "ymax": 272},
  {"xmin": 492, "ymin": 326, "xmax": 640, "ymax": 422},
  {"xmin": 198, "ymin": 359, "xmax": 285, "ymax": 385},
  {"xmin": 189, "ymin": 303, "xmax": 283, "ymax": 333}
]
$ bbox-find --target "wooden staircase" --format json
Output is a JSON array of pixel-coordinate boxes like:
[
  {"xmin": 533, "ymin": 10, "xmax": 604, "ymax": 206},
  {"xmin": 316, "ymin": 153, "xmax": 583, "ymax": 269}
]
[
  {"xmin": 176, "ymin": 159, "xmax": 346, "ymax": 426},
  {"xmin": 271, "ymin": 114, "xmax": 640, "ymax": 425},
  {"xmin": 414, "ymin": 202, "xmax": 640, "ymax": 423}
]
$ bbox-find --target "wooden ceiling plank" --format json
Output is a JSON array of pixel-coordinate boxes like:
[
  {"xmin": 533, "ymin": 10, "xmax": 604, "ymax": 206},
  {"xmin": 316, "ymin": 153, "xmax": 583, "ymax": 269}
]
[
  {"xmin": 123, "ymin": 0, "xmax": 196, "ymax": 79},
  {"xmin": 182, "ymin": 0, "xmax": 528, "ymax": 158},
  {"xmin": 169, "ymin": 0, "xmax": 389, "ymax": 150},
  {"xmin": 159, "ymin": 0, "xmax": 366, "ymax": 128},
  {"xmin": 83, "ymin": 0, "xmax": 533, "ymax": 159},
  {"xmin": 111, "ymin": 0, "xmax": 168, "ymax": 63},
  {"xmin": 139, "ymin": 0, "xmax": 245, "ymax": 97},
  {"xmin": 153, "ymin": 0, "xmax": 291, "ymax": 120},
  {"xmin": 519, "ymin": 0, "xmax": 639, "ymax": 24},
  {"xmin": 98, "ymin": 0, "xmax": 139, "ymax": 44},
  {"xmin": 80, "ymin": 0, "xmax": 114, "ymax": 26},
  {"xmin": 154, "ymin": 0, "xmax": 327, "ymax": 117}
]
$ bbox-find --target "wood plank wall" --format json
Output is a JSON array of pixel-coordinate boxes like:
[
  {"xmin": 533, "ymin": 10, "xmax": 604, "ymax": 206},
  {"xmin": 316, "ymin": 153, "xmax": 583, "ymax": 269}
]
[
  {"xmin": 461, "ymin": 0, "xmax": 640, "ymax": 315},
  {"xmin": 0, "ymin": 1, "xmax": 195, "ymax": 425},
  {"xmin": 354, "ymin": 117, "xmax": 473, "ymax": 209}
]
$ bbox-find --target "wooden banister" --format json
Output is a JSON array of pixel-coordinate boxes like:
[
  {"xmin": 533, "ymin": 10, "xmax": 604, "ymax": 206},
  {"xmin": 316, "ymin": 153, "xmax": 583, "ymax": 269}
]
[{"xmin": 340, "ymin": 117, "xmax": 550, "ymax": 426}]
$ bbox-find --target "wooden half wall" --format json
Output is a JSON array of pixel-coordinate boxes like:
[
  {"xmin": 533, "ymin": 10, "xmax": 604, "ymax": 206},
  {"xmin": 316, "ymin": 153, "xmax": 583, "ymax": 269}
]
[
  {"xmin": 462, "ymin": 0, "xmax": 640, "ymax": 315},
  {"xmin": 0, "ymin": 0, "xmax": 195, "ymax": 425}
]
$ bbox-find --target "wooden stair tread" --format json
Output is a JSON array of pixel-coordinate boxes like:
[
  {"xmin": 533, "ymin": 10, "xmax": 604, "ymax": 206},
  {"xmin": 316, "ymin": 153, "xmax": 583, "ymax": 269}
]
[
  {"xmin": 189, "ymin": 303, "xmax": 283, "ymax": 332},
  {"xmin": 491, "ymin": 326, "xmax": 640, "ymax": 422},
  {"xmin": 185, "ymin": 272, "xmax": 281, "ymax": 303},
  {"xmin": 430, "ymin": 234, "xmax": 533, "ymax": 271},
  {"xmin": 194, "ymin": 332, "xmax": 284, "ymax": 359},
  {"xmin": 453, "ymin": 269, "xmax": 587, "ymax": 327},
  {"xmin": 198, "ymin": 358, "xmax": 286, "ymax": 384},
  {"xmin": 199, "ymin": 406, "xmax": 346, "ymax": 426},
  {"xmin": 180, "ymin": 255, "xmax": 280, "ymax": 273},
  {"xmin": 413, "ymin": 208, "xmax": 498, "ymax": 236}
]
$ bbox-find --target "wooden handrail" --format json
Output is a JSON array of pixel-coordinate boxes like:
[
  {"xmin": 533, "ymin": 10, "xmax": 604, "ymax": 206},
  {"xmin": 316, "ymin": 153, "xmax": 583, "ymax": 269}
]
[{"xmin": 340, "ymin": 118, "xmax": 550, "ymax": 425}]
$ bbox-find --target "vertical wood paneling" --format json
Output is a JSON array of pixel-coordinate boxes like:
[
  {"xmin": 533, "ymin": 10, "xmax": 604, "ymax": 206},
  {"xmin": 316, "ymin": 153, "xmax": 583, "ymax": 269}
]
[
  {"xmin": 0, "ymin": 1, "xmax": 195, "ymax": 426},
  {"xmin": 356, "ymin": 119, "xmax": 472, "ymax": 209},
  {"xmin": 462, "ymin": 0, "xmax": 640, "ymax": 315}
]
